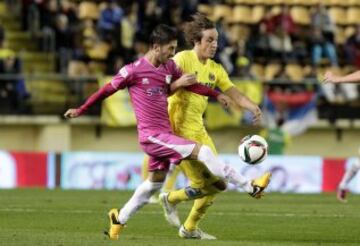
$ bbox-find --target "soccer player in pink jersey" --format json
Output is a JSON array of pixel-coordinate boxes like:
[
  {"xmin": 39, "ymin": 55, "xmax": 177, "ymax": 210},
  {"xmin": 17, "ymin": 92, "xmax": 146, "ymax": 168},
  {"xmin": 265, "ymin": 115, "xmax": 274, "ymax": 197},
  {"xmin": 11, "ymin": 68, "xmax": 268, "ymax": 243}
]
[
  {"xmin": 64, "ymin": 24, "xmax": 269, "ymax": 239},
  {"xmin": 324, "ymin": 70, "xmax": 360, "ymax": 202}
]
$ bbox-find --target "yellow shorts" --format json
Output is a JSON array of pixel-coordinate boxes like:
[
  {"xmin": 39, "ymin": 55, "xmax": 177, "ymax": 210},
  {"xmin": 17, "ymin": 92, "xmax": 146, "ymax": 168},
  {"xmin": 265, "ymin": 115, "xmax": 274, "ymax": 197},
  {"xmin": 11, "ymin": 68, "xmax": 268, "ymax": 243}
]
[{"xmin": 177, "ymin": 131, "xmax": 220, "ymax": 189}]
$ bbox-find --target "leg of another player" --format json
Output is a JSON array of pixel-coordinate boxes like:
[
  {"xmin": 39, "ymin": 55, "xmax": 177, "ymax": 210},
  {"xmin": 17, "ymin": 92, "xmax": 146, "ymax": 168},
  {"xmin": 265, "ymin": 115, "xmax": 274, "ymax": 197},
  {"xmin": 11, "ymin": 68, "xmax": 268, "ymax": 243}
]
[
  {"xmin": 179, "ymin": 195, "xmax": 217, "ymax": 240},
  {"xmin": 106, "ymin": 170, "xmax": 166, "ymax": 240},
  {"xmin": 190, "ymin": 144, "xmax": 253, "ymax": 192},
  {"xmin": 118, "ymin": 170, "xmax": 166, "ymax": 224},
  {"xmin": 338, "ymin": 158, "xmax": 360, "ymax": 202}
]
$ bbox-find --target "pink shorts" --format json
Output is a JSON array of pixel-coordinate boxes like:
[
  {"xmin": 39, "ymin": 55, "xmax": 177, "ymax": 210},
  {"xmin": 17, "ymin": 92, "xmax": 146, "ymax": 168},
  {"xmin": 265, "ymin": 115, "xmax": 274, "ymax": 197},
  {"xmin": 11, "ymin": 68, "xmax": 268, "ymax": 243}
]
[{"xmin": 140, "ymin": 133, "xmax": 196, "ymax": 171}]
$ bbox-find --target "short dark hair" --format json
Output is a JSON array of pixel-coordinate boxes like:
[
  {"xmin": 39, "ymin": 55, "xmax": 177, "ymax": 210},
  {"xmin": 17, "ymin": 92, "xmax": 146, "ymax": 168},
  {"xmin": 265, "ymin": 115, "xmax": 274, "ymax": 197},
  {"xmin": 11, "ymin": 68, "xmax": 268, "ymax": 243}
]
[
  {"xmin": 149, "ymin": 24, "xmax": 178, "ymax": 46},
  {"xmin": 183, "ymin": 13, "xmax": 215, "ymax": 46}
]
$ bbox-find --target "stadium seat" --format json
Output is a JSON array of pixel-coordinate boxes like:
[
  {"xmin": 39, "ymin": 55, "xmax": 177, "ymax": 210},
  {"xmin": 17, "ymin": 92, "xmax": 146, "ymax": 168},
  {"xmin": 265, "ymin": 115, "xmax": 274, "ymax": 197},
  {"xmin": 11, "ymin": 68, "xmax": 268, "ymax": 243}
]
[
  {"xmin": 290, "ymin": 6, "xmax": 311, "ymax": 25},
  {"xmin": 328, "ymin": 7, "xmax": 347, "ymax": 25},
  {"xmin": 265, "ymin": 63, "xmax": 281, "ymax": 81},
  {"xmin": 78, "ymin": 2, "xmax": 99, "ymax": 20},
  {"xmin": 197, "ymin": 4, "xmax": 214, "ymax": 17},
  {"xmin": 285, "ymin": 63, "xmax": 304, "ymax": 82},
  {"xmin": 87, "ymin": 42, "xmax": 111, "ymax": 60},
  {"xmin": 348, "ymin": 0, "xmax": 360, "ymax": 6},
  {"xmin": 334, "ymin": 27, "xmax": 346, "ymax": 44},
  {"xmin": 330, "ymin": 0, "xmax": 350, "ymax": 6},
  {"xmin": 347, "ymin": 8, "xmax": 360, "ymax": 25},
  {"xmin": 345, "ymin": 26, "xmax": 355, "ymax": 38},
  {"xmin": 213, "ymin": 5, "xmax": 233, "ymax": 22},
  {"xmin": 250, "ymin": 63, "xmax": 265, "ymax": 79},
  {"xmin": 88, "ymin": 61, "xmax": 106, "ymax": 75},
  {"xmin": 67, "ymin": 60, "xmax": 89, "ymax": 77},
  {"xmin": 232, "ymin": 6, "xmax": 253, "ymax": 24},
  {"xmin": 252, "ymin": 6, "xmax": 265, "ymax": 24},
  {"xmin": 229, "ymin": 24, "xmax": 250, "ymax": 42}
]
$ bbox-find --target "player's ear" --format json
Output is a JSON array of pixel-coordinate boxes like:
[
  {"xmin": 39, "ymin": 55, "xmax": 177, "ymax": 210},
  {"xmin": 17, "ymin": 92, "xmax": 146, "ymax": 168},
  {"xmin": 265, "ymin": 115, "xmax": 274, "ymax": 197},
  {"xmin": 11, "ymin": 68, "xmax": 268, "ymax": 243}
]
[{"xmin": 152, "ymin": 43, "xmax": 160, "ymax": 52}]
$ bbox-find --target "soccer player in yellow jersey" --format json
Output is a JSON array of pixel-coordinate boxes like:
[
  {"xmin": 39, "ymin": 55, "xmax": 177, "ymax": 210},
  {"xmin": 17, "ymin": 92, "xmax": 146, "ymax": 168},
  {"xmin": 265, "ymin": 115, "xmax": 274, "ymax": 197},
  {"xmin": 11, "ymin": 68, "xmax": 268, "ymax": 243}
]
[{"xmin": 154, "ymin": 13, "xmax": 271, "ymax": 239}]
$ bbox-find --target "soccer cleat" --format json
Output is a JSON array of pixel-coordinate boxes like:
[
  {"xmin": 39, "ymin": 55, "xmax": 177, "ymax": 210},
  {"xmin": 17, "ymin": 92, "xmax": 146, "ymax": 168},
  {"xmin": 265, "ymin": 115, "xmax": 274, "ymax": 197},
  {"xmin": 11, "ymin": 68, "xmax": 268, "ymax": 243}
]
[
  {"xmin": 159, "ymin": 192, "xmax": 181, "ymax": 228},
  {"xmin": 178, "ymin": 225, "xmax": 217, "ymax": 240},
  {"xmin": 249, "ymin": 172, "xmax": 272, "ymax": 199},
  {"xmin": 104, "ymin": 208, "xmax": 124, "ymax": 240},
  {"xmin": 337, "ymin": 188, "xmax": 348, "ymax": 203},
  {"xmin": 148, "ymin": 194, "xmax": 159, "ymax": 204}
]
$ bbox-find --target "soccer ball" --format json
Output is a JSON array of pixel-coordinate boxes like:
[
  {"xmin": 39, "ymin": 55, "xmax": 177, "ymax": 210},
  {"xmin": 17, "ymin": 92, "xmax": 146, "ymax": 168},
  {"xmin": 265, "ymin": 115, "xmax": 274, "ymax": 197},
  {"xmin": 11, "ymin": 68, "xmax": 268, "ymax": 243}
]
[{"xmin": 238, "ymin": 135, "xmax": 268, "ymax": 165}]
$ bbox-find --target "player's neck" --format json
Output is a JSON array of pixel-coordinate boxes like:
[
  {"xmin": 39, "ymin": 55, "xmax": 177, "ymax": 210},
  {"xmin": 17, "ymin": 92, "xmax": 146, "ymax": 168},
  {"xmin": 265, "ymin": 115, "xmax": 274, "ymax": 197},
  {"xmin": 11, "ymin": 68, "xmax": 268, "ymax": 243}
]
[
  {"xmin": 193, "ymin": 47, "xmax": 207, "ymax": 64},
  {"xmin": 144, "ymin": 51, "xmax": 161, "ymax": 68}
]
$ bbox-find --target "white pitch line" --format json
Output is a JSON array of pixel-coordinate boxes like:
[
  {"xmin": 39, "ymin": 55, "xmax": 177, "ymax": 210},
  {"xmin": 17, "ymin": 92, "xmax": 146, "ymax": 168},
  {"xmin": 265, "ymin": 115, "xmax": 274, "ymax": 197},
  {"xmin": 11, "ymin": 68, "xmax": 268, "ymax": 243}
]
[{"xmin": 0, "ymin": 208, "xmax": 356, "ymax": 218}]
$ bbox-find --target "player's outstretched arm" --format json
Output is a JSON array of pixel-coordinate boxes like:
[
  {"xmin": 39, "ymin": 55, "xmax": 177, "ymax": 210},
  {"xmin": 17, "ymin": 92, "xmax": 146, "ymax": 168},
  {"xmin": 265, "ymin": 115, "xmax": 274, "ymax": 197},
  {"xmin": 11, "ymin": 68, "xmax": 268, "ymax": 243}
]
[
  {"xmin": 64, "ymin": 83, "xmax": 117, "ymax": 118},
  {"xmin": 324, "ymin": 70, "xmax": 360, "ymax": 84},
  {"xmin": 224, "ymin": 87, "xmax": 262, "ymax": 125}
]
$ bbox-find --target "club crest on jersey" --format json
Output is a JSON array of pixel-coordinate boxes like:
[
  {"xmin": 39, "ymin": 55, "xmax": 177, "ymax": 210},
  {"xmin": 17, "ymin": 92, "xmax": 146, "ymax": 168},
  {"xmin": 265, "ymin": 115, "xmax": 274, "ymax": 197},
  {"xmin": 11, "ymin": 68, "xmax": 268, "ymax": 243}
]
[
  {"xmin": 142, "ymin": 78, "xmax": 149, "ymax": 84},
  {"xmin": 119, "ymin": 67, "xmax": 128, "ymax": 78},
  {"xmin": 165, "ymin": 75, "xmax": 172, "ymax": 84},
  {"xmin": 209, "ymin": 73, "xmax": 215, "ymax": 81}
]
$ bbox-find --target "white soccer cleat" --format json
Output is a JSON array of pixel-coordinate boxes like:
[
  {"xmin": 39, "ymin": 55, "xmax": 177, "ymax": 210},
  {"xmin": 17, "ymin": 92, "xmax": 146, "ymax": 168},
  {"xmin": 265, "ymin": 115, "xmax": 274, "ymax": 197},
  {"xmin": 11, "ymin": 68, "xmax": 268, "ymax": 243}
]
[
  {"xmin": 159, "ymin": 192, "xmax": 181, "ymax": 228},
  {"xmin": 178, "ymin": 225, "xmax": 217, "ymax": 240},
  {"xmin": 148, "ymin": 194, "xmax": 159, "ymax": 204}
]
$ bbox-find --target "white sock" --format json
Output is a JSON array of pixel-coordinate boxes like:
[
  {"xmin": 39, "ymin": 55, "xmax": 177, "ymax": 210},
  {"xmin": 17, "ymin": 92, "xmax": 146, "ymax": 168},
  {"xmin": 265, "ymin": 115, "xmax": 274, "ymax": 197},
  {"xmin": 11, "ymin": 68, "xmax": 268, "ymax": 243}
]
[
  {"xmin": 197, "ymin": 145, "xmax": 253, "ymax": 192},
  {"xmin": 118, "ymin": 180, "xmax": 163, "ymax": 224},
  {"xmin": 339, "ymin": 159, "xmax": 360, "ymax": 190}
]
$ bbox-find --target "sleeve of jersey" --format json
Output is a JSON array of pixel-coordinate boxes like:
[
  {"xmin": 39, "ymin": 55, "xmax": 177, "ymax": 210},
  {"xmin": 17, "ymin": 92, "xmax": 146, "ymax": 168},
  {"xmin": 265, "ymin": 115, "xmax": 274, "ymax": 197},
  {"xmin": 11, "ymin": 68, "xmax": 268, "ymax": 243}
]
[
  {"xmin": 216, "ymin": 64, "xmax": 234, "ymax": 92},
  {"xmin": 77, "ymin": 83, "xmax": 117, "ymax": 115},
  {"xmin": 111, "ymin": 65, "xmax": 133, "ymax": 89},
  {"xmin": 169, "ymin": 59, "xmax": 183, "ymax": 81},
  {"xmin": 77, "ymin": 65, "xmax": 132, "ymax": 115},
  {"xmin": 185, "ymin": 83, "xmax": 220, "ymax": 98}
]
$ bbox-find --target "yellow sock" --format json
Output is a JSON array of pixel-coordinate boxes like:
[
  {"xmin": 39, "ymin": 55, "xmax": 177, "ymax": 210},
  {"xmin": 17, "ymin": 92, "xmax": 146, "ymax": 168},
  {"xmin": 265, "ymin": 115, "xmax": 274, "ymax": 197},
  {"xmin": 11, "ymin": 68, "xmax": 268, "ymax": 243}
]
[
  {"xmin": 163, "ymin": 165, "xmax": 181, "ymax": 192},
  {"xmin": 184, "ymin": 195, "xmax": 216, "ymax": 231},
  {"xmin": 167, "ymin": 188, "xmax": 190, "ymax": 204}
]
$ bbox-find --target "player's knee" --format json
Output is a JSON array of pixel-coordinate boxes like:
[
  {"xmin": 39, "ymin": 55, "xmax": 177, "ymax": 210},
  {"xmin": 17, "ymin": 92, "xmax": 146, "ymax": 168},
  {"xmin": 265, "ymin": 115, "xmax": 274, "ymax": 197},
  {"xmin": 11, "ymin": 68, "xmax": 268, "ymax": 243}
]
[
  {"xmin": 185, "ymin": 186, "xmax": 203, "ymax": 199},
  {"xmin": 213, "ymin": 180, "xmax": 227, "ymax": 191}
]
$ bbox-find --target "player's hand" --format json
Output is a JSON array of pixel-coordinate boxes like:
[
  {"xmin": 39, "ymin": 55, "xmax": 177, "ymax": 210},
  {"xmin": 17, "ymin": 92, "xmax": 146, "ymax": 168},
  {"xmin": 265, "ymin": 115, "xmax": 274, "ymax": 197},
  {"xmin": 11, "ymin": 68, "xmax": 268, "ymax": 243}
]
[
  {"xmin": 64, "ymin": 108, "xmax": 81, "ymax": 119},
  {"xmin": 323, "ymin": 71, "xmax": 340, "ymax": 84},
  {"xmin": 177, "ymin": 73, "xmax": 197, "ymax": 87},
  {"xmin": 217, "ymin": 94, "xmax": 232, "ymax": 108},
  {"xmin": 250, "ymin": 106, "xmax": 262, "ymax": 125}
]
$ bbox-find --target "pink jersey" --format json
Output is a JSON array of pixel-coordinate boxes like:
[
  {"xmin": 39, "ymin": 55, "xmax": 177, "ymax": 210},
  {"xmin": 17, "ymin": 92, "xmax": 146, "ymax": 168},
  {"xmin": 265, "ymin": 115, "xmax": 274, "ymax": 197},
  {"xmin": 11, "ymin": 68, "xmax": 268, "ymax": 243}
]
[{"xmin": 110, "ymin": 57, "xmax": 182, "ymax": 142}]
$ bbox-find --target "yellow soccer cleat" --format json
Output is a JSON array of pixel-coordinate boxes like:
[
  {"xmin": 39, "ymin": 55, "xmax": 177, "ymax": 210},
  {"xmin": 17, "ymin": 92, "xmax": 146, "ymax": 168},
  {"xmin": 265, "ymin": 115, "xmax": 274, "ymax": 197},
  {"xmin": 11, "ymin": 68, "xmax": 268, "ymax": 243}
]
[
  {"xmin": 104, "ymin": 208, "xmax": 124, "ymax": 240},
  {"xmin": 249, "ymin": 172, "xmax": 272, "ymax": 199}
]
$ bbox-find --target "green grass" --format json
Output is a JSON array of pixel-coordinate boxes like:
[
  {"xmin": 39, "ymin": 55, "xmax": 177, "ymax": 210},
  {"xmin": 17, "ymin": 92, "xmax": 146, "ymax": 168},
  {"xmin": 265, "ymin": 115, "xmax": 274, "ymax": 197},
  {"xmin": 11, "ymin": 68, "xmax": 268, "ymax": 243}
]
[{"xmin": 0, "ymin": 190, "xmax": 359, "ymax": 245}]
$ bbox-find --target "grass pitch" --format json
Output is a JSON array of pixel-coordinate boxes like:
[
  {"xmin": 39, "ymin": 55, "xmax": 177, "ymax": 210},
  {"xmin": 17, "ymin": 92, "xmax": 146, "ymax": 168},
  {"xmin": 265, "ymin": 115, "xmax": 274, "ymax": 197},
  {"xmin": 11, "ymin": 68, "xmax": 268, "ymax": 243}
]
[{"xmin": 0, "ymin": 189, "xmax": 359, "ymax": 246}]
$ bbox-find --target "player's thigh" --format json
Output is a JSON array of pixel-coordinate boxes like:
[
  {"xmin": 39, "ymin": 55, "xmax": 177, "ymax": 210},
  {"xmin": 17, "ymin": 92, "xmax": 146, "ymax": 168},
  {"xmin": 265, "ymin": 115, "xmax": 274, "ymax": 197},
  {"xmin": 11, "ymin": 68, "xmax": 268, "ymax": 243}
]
[
  {"xmin": 142, "ymin": 133, "xmax": 196, "ymax": 164},
  {"xmin": 181, "ymin": 133, "xmax": 219, "ymax": 188}
]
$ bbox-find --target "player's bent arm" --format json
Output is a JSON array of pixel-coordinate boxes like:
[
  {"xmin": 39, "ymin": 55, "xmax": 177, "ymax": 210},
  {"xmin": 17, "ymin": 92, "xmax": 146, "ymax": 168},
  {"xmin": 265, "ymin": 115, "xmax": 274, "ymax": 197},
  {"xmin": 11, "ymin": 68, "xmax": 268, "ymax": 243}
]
[
  {"xmin": 185, "ymin": 84, "xmax": 232, "ymax": 107},
  {"xmin": 224, "ymin": 86, "xmax": 262, "ymax": 123},
  {"xmin": 64, "ymin": 83, "xmax": 118, "ymax": 118},
  {"xmin": 324, "ymin": 70, "xmax": 360, "ymax": 83}
]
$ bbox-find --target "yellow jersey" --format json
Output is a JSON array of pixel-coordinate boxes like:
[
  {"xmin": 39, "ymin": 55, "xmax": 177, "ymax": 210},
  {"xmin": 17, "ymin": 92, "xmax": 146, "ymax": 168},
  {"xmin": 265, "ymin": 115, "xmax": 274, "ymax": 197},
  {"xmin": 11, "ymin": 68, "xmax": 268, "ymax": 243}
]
[{"xmin": 168, "ymin": 50, "xmax": 234, "ymax": 136}]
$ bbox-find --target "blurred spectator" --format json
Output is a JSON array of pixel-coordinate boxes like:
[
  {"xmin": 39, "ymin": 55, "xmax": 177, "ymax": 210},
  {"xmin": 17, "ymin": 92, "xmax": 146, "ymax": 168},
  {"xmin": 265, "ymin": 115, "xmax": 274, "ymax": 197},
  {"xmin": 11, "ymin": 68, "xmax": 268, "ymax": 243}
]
[
  {"xmin": 344, "ymin": 25, "xmax": 360, "ymax": 69},
  {"xmin": 269, "ymin": 26, "xmax": 294, "ymax": 62},
  {"xmin": 272, "ymin": 5, "xmax": 296, "ymax": 37},
  {"xmin": 97, "ymin": 0, "xmax": 123, "ymax": 43},
  {"xmin": 246, "ymin": 25, "xmax": 270, "ymax": 62},
  {"xmin": 59, "ymin": 0, "xmax": 78, "ymax": 26},
  {"xmin": 54, "ymin": 14, "xmax": 74, "ymax": 73},
  {"xmin": 310, "ymin": 4, "xmax": 338, "ymax": 66},
  {"xmin": 0, "ymin": 49, "xmax": 29, "ymax": 114}
]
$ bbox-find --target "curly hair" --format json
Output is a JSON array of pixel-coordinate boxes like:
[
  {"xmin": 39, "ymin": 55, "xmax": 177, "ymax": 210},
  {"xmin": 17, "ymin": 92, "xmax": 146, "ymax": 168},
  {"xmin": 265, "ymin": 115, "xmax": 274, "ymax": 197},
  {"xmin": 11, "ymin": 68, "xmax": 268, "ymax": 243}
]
[{"xmin": 183, "ymin": 13, "xmax": 215, "ymax": 47}]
